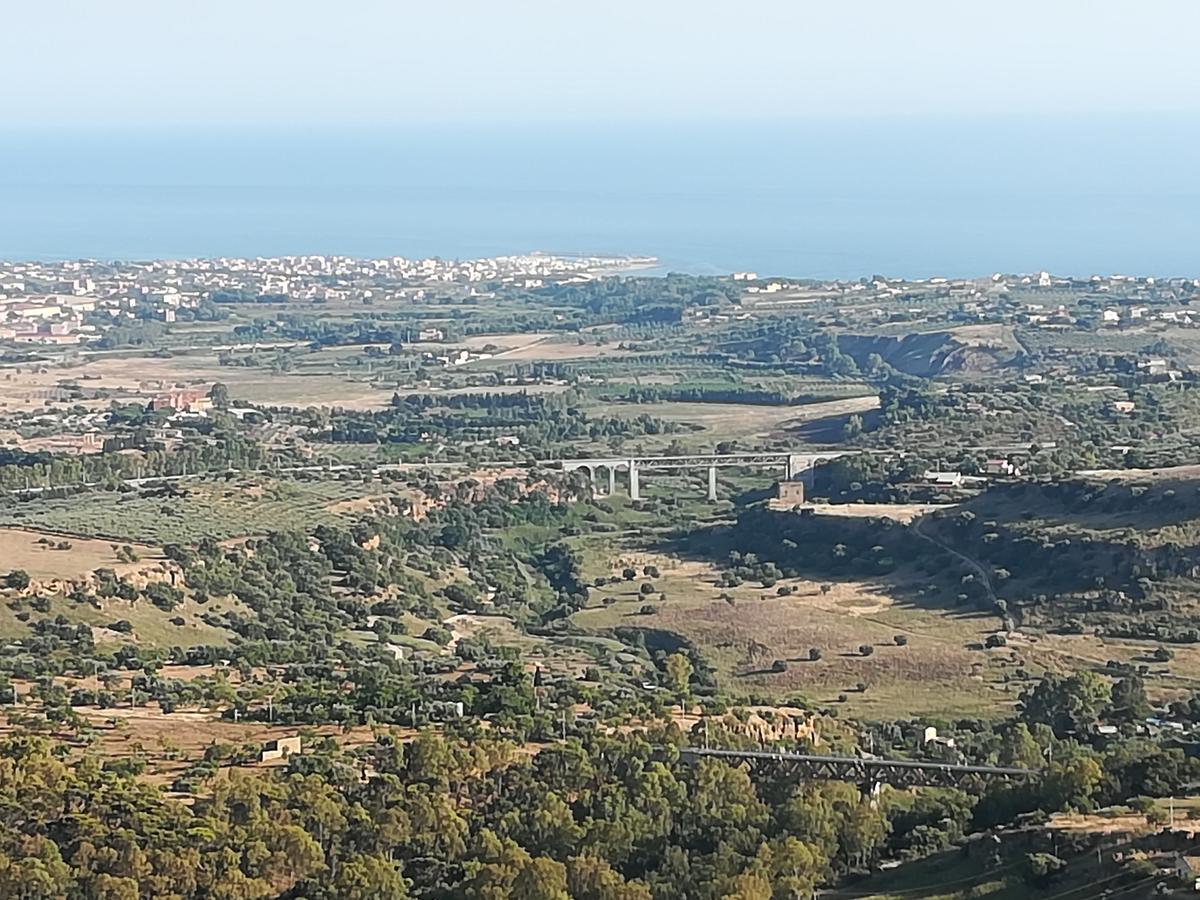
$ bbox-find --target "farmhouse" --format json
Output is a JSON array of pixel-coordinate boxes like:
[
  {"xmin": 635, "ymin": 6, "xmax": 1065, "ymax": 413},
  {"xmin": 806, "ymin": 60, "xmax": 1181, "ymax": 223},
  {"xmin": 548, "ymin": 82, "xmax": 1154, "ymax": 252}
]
[
  {"xmin": 151, "ymin": 390, "xmax": 214, "ymax": 414},
  {"xmin": 259, "ymin": 735, "xmax": 303, "ymax": 763}
]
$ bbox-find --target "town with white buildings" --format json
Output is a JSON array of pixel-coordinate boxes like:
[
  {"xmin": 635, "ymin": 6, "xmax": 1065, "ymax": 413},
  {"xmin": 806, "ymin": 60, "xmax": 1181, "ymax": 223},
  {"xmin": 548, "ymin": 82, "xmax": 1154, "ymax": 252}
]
[{"xmin": 0, "ymin": 253, "xmax": 656, "ymax": 347}]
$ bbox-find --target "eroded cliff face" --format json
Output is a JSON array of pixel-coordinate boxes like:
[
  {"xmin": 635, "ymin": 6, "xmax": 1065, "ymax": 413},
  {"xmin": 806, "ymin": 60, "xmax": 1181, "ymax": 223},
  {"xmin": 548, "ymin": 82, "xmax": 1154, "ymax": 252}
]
[{"xmin": 838, "ymin": 327, "xmax": 1019, "ymax": 377}]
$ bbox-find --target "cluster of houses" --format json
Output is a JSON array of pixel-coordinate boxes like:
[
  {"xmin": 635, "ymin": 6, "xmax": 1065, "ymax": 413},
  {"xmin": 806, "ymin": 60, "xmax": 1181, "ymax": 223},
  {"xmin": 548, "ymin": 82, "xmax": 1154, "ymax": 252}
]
[
  {"xmin": 922, "ymin": 458, "xmax": 1021, "ymax": 487},
  {"xmin": 0, "ymin": 254, "xmax": 652, "ymax": 347},
  {"xmin": 0, "ymin": 292, "xmax": 99, "ymax": 345},
  {"xmin": 149, "ymin": 389, "xmax": 213, "ymax": 415}
]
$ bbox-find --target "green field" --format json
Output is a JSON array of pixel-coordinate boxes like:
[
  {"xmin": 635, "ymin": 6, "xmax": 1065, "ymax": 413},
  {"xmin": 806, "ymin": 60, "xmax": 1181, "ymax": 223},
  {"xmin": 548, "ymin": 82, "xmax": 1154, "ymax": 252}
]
[{"xmin": 0, "ymin": 477, "xmax": 375, "ymax": 542}]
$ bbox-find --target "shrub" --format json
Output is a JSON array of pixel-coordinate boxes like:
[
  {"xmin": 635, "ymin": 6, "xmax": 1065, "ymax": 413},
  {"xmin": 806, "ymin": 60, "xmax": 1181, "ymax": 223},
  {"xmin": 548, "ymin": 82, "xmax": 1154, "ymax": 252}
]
[
  {"xmin": 145, "ymin": 582, "xmax": 183, "ymax": 612},
  {"xmin": 4, "ymin": 570, "xmax": 30, "ymax": 591}
]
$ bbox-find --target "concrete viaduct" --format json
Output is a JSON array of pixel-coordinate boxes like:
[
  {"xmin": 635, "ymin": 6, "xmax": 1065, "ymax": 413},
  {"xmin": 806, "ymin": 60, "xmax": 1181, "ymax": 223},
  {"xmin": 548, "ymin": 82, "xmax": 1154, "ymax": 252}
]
[{"xmin": 558, "ymin": 451, "xmax": 850, "ymax": 501}]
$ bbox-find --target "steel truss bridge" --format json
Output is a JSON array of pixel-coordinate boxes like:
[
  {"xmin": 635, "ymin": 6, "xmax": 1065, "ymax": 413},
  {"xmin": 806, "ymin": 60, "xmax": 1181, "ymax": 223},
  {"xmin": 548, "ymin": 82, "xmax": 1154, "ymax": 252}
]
[{"xmin": 676, "ymin": 747, "xmax": 1032, "ymax": 790}]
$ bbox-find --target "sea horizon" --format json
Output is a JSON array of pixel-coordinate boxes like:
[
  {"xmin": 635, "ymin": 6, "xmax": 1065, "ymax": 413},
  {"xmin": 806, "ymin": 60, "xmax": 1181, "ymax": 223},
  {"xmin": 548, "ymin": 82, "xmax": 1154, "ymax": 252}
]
[{"xmin": 3, "ymin": 115, "xmax": 1199, "ymax": 281}]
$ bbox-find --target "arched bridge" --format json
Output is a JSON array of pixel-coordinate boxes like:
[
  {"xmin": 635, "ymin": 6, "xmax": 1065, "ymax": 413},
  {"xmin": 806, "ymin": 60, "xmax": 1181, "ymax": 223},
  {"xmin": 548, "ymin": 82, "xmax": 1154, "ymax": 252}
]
[
  {"xmin": 557, "ymin": 451, "xmax": 851, "ymax": 501},
  {"xmin": 675, "ymin": 747, "xmax": 1033, "ymax": 791}
]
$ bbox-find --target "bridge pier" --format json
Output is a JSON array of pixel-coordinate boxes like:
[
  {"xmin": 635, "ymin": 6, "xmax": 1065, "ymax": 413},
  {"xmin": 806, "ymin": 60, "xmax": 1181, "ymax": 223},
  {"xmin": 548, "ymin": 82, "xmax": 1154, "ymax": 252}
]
[
  {"xmin": 862, "ymin": 779, "xmax": 884, "ymax": 806},
  {"xmin": 558, "ymin": 451, "xmax": 851, "ymax": 502}
]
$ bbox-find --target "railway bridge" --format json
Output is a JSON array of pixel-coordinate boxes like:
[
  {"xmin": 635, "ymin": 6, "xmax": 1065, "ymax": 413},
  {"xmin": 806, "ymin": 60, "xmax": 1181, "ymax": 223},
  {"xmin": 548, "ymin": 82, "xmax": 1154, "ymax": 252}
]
[
  {"xmin": 675, "ymin": 747, "xmax": 1032, "ymax": 793},
  {"xmin": 558, "ymin": 450, "xmax": 851, "ymax": 501}
]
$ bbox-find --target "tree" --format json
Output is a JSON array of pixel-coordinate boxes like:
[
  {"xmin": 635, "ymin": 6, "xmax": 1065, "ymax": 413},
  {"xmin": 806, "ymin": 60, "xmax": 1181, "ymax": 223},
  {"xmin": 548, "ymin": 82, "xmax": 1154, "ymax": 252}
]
[
  {"xmin": 809, "ymin": 648, "xmax": 822, "ymax": 661},
  {"xmin": 5, "ymin": 570, "xmax": 30, "ymax": 591},
  {"xmin": 1041, "ymin": 757, "xmax": 1104, "ymax": 812},
  {"xmin": 750, "ymin": 837, "xmax": 825, "ymax": 900},
  {"xmin": 328, "ymin": 855, "xmax": 408, "ymax": 898},
  {"xmin": 1023, "ymin": 853, "xmax": 1067, "ymax": 888},
  {"xmin": 566, "ymin": 856, "xmax": 651, "ymax": 900},
  {"xmin": 621, "ymin": 567, "xmax": 637, "ymax": 581},
  {"xmin": 998, "ymin": 722, "xmax": 1044, "ymax": 770},
  {"xmin": 859, "ymin": 644, "xmax": 874, "ymax": 657},
  {"xmin": 1020, "ymin": 672, "xmax": 1111, "ymax": 736},
  {"xmin": 1108, "ymin": 675, "xmax": 1151, "ymax": 723},
  {"xmin": 208, "ymin": 382, "xmax": 230, "ymax": 409},
  {"xmin": 511, "ymin": 857, "xmax": 569, "ymax": 900},
  {"xmin": 665, "ymin": 653, "xmax": 693, "ymax": 698},
  {"xmin": 893, "ymin": 634, "xmax": 908, "ymax": 646}
]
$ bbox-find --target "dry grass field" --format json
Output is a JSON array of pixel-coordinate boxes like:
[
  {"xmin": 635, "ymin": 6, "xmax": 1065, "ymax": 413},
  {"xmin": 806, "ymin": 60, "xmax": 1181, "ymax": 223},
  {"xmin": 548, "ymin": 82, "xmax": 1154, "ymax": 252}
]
[
  {"xmin": 571, "ymin": 550, "xmax": 1012, "ymax": 718},
  {"xmin": 781, "ymin": 502, "xmax": 953, "ymax": 524},
  {"xmin": 0, "ymin": 330, "xmax": 656, "ymax": 414},
  {"xmin": 413, "ymin": 331, "xmax": 638, "ymax": 363},
  {"xmin": 594, "ymin": 395, "xmax": 879, "ymax": 443},
  {"xmin": 1009, "ymin": 630, "xmax": 1200, "ymax": 704},
  {"xmin": 0, "ymin": 528, "xmax": 164, "ymax": 580},
  {"xmin": 0, "ymin": 353, "xmax": 393, "ymax": 411},
  {"xmin": 0, "ymin": 588, "xmax": 244, "ymax": 647},
  {"xmin": 1077, "ymin": 464, "xmax": 1200, "ymax": 481}
]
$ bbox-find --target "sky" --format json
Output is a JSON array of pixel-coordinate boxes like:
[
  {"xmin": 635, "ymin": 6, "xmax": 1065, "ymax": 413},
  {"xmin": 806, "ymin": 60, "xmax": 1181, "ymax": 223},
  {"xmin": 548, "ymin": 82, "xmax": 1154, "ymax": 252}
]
[{"xmin": 4, "ymin": 0, "xmax": 1200, "ymax": 126}]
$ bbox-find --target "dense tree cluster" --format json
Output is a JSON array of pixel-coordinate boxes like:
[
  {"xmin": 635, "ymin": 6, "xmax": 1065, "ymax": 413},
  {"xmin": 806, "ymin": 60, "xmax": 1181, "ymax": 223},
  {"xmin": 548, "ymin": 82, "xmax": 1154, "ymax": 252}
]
[{"xmin": 326, "ymin": 391, "xmax": 677, "ymax": 448}]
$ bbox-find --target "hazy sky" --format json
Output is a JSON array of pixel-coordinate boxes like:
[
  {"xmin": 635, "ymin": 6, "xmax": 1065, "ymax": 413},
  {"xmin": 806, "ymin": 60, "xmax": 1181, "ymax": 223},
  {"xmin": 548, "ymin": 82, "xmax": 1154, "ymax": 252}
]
[{"xmin": 5, "ymin": 0, "xmax": 1198, "ymax": 126}]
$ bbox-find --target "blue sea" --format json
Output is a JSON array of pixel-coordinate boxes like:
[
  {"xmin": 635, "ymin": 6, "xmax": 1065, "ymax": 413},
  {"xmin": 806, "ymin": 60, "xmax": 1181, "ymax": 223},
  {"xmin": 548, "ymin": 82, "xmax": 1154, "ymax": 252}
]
[{"xmin": 2, "ymin": 116, "xmax": 1198, "ymax": 279}]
